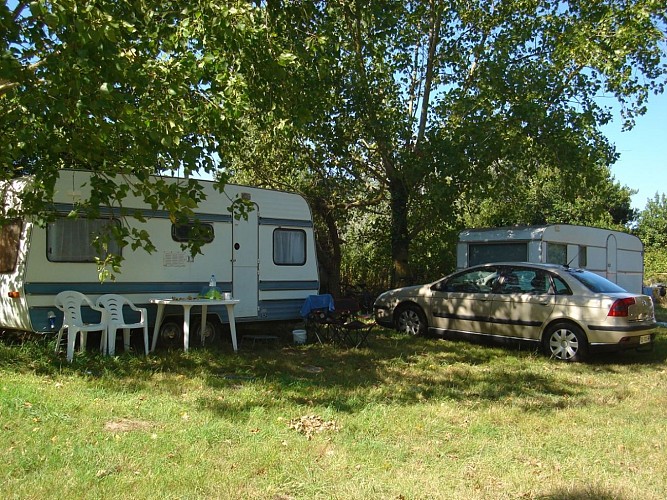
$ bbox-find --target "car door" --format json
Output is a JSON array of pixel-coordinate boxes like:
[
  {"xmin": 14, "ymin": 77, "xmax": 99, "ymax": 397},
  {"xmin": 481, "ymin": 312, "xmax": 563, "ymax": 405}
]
[
  {"xmin": 428, "ymin": 266, "xmax": 500, "ymax": 335},
  {"xmin": 489, "ymin": 266, "xmax": 556, "ymax": 340}
]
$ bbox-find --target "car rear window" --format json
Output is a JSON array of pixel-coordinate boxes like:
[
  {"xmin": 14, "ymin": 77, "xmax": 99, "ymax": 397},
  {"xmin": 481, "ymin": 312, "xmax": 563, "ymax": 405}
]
[{"xmin": 566, "ymin": 269, "xmax": 627, "ymax": 293}]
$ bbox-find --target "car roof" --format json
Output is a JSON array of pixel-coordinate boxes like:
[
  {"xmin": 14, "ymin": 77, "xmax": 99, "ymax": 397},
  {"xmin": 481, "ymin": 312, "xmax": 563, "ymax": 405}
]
[{"xmin": 471, "ymin": 262, "xmax": 568, "ymax": 271}]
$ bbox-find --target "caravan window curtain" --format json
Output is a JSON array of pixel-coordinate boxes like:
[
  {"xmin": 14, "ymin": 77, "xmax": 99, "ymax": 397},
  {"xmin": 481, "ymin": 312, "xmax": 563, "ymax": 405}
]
[
  {"xmin": 273, "ymin": 229, "xmax": 306, "ymax": 266},
  {"xmin": 47, "ymin": 217, "xmax": 121, "ymax": 262},
  {"xmin": 0, "ymin": 220, "xmax": 22, "ymax": 273}
]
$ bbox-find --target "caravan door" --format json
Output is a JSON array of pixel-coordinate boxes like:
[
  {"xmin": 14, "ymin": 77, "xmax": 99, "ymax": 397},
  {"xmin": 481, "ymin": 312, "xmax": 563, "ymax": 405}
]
[
  {"xmin": 606, "ymin": 234, "xmax": 617, "ymax": 284},
  {"xmin": 232, "ymin": 206, "xmax": 259, "ymax": 318}
]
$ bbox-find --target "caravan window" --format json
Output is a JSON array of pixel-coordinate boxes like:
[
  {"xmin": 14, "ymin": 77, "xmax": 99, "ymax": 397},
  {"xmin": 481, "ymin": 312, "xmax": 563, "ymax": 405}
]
[
  {"xmin": 469, "ymin": 243, "xmax": 527, "ymax": 266},
  {"xmin": 273, "ymin": 229, "xmax": 306, "ymax": 266},
  {"xmin": 578, "ymin": 245, "xmax": 587, "ymax": 267},
  {"xmin": 171, "ymin": 222, "xmax": 214, "ymax": 243},
  {"xmin": 0, "ymin": 220, "xmax": 22, "ymax": 273},
  {"xmin": 47, "ymin": 217, "xmax": 121, "ymax": 262},
  {"xmin": 546, "ymin": 243, "xmax": 567, "ymax": 265}
]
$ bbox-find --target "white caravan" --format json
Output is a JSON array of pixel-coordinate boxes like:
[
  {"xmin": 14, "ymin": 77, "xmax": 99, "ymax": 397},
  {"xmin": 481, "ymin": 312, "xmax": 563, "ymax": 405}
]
[
  {"xmin": 0, "ymin": 170, "xmax": 319, "ymax": 344},
  {"xmin": 457, "ymin": 224, "xmax": 644, "ymax": 294}
]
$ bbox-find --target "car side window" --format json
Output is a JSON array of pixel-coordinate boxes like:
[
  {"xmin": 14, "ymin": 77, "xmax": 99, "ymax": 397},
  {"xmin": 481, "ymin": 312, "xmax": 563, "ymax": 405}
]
[
  {"xmin": 528, "ymin": 270, "xmax": 551, "ymax": 294},
  {"xmin": 438, "ymin": 268, "xmax": 498, "ymax": 293},
  {"xmin": 498, "ymin": 269, "xmax": 551, "ymax": 294},
  {"xmin": 552, "ymin": 275, "xmax": 572, "ymax": 295},
  {"xmin": 498, "ymin": 270, "xmax": 523, "ymax": 294}
]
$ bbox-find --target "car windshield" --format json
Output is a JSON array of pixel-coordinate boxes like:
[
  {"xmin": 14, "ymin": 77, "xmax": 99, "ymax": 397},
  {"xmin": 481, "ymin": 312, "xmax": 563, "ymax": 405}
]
[{"xmin": 566, "ymin": 269, "xmax": 627, "ymax": 293}]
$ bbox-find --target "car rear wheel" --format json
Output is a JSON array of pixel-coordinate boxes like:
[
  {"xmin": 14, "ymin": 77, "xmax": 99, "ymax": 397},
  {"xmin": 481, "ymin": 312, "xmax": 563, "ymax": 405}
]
[
  {"xmin": 396, "ymin": 304, "xmax": 427, "ymax": 336},
  {"xmin": 543, "ymin": 322, "xmax": 588, "ymax": 362}
]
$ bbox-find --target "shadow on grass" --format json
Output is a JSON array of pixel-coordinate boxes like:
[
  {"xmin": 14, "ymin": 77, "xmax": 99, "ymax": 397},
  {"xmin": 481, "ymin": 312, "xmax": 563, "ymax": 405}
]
[
  {"xmin": 1, "ymin": 326, "xmax": 666, "ymax": 419},
  {"xmin": 538, "ymin": 485, "xmax": 625, "ymax": 499}
]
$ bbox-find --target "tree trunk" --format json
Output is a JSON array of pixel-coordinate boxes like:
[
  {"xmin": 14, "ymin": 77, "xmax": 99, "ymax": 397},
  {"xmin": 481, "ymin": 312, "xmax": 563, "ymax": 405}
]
[
  {"xmin": 311, "ymin": 198, "xmax": 342, "ymax": 297},
  {"xmin": 389, "ymin": 176, "xmax": 411, "ymax": 288}
]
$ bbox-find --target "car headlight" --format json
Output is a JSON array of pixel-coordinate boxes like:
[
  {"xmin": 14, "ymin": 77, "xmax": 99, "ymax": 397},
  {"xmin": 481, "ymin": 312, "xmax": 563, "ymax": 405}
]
[{"xmin": 373, "ymin": 293, "xmax": 390, "ymax": 308}]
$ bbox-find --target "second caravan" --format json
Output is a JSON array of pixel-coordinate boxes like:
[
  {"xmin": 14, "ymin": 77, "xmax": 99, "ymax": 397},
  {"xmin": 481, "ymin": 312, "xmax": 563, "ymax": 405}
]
[{"xmin": 457, "ymin": 224, "xmax": 644, "ymax": 294}]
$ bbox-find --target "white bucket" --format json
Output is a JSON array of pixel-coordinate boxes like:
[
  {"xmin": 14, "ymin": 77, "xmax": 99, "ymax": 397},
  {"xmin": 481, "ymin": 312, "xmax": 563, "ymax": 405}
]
[{"xmin": 292, "ymin": 329, "xmax": 307, "ymax": 345}]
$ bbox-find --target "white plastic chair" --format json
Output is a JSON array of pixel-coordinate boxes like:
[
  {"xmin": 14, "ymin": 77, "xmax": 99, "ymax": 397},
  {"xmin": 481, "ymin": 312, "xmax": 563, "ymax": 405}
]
[
  {"xmin": 96, "ymin": 294, "xmax": 149, "ymax": 356},
  {"xmin": 54, "ymin": 291, "xmax": 107, "ymax": 362}
]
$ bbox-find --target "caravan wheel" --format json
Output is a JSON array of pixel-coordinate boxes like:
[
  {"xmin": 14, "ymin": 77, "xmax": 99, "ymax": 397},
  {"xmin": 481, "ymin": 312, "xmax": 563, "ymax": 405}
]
[
  {"xmin": 192, "ymin": 317, "xmax": 221, "ymax": 346},
  {"xmin": 159, "ymin": 320, "xmax": 183, "ymax": 348}
]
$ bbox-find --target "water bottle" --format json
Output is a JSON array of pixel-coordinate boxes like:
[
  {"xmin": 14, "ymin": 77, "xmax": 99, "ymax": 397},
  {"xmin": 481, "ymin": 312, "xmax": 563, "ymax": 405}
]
[
  {"xmin": 47, "ymin": 311, "xmax": 56, "ymax": 330},
  {"xmin": 209, "ymin": 274, "xmax": 216, "ymax": 287}
]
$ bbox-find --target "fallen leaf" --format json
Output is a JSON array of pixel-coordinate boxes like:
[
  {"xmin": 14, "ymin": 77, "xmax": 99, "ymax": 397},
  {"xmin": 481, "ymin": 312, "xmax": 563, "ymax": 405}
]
[{"xmin": 288, "ymin": 415, "xmax": 338, "ymax": 440}]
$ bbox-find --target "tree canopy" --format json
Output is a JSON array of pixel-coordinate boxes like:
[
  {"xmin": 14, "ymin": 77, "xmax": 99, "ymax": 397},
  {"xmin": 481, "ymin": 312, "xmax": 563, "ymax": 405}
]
[{"xmin": 2, "ymin": 1, "xmax": 665, "ymax": 288}]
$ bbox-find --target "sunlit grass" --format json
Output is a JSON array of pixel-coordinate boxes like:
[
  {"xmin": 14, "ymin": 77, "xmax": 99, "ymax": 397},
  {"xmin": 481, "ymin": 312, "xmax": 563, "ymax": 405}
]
[{"xmin": 1, "ymin": 325, "xmax": 666, "ymax": 499}]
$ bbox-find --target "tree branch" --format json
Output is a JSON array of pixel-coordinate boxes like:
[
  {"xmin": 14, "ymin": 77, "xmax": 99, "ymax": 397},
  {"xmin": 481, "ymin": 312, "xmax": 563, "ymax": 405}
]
[
  {"xmin": 12, "ymin": 1, "xmax": 28, "ymax": 21},
  {"xmin": 415, "ymin": 1, "xmax": 442, "ymax": 149}
]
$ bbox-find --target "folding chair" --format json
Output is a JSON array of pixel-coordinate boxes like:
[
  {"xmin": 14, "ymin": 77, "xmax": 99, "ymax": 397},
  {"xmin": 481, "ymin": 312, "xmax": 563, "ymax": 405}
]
[
  {"xmin": 300, "ymin": 294, "xmax": 336, "ymax": 344},
  {"xmin": 327, "ymin": 298, "xmax": 375, "ymax": 347},
  {"xmin": 335, "ymin": 319, "xmax": 375, "ymax": 348}
]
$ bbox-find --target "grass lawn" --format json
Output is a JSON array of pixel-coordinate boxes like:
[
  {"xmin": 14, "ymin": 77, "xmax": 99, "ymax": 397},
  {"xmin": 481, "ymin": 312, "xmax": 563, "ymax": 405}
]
[
  {"xmin": 654, "ymin": 304, "xmax": 667, "ymax": 323},
  {"xmin": 1, "ymin": 321, "xmax": 666, "ymax": 499}
]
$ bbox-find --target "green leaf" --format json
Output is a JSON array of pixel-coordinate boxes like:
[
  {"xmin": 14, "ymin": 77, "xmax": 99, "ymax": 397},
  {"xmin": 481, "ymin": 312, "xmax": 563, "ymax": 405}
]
[{"xmin": 277, "ymin": 52, "xmax": 297, "ymax": 67}]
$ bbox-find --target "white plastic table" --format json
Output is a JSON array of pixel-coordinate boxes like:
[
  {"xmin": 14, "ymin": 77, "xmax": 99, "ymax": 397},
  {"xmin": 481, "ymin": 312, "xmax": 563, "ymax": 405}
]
[{"xmin": 149, "ymin": 298, "xmax": 240, "ymax": 353}]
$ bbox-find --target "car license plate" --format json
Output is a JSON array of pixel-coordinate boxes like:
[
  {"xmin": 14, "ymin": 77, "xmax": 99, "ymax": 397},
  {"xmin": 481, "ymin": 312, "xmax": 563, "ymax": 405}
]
[{"xmin": 640, "ymin": 334, "xmax": 651, "ymax": 345}]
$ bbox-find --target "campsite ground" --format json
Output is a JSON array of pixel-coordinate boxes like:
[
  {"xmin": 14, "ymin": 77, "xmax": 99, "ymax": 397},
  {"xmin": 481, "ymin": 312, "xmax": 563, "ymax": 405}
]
[{"xmin": 1, "ymin": 321, "xmax": 666, "ymax": 499}]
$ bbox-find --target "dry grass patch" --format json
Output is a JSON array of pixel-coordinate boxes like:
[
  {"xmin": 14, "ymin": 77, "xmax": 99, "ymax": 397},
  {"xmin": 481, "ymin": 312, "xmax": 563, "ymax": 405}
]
[{"xmin": 103, "ymin": 418, "xmax": 153, "ymax": 433}]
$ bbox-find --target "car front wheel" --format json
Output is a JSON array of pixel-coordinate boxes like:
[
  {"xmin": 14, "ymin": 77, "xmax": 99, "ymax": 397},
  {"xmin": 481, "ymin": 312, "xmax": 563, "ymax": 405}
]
[
  {"xmin": 396, "ymin": 304, "xmax": 427, "ymax": 336},
  {"xmin": 543, "ymin": 322, "xmax": 588, "ymax": 362}
]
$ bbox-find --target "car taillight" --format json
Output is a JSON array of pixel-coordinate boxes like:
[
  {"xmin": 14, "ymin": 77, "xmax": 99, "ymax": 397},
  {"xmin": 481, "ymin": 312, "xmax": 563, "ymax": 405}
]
[{"xmin": 608, "ymin": 297, "xmax": 635, "ymax": 317}]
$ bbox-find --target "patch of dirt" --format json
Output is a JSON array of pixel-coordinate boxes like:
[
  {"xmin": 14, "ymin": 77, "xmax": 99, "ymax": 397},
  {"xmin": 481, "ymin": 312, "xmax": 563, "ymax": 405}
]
[
  {"xmin": 302, "ymin": 365, "xmax": 324, "ymax": 373},
  {"xmin": 104, "ymin": 418, "xmax": 152, "ymax": 433}
]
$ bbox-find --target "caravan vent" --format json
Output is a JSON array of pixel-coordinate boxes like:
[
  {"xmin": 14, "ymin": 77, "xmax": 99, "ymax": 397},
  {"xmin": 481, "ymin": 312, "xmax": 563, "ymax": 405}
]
[{"xmin": 163, "ymin": 251, "xmax": 187, "ymax": 267}]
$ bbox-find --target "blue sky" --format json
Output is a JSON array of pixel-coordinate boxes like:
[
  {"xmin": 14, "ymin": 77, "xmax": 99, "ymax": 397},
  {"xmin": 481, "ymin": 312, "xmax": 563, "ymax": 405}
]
[{"xmin": 604, "ymin": 90, "xmax": 667, "ymax": 211}]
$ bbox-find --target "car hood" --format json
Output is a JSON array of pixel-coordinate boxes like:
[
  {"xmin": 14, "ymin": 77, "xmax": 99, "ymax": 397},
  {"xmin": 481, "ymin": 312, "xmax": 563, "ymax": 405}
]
[{"xmin": 375, "ymin": 284, "xmax": 430, "ymax": 305}]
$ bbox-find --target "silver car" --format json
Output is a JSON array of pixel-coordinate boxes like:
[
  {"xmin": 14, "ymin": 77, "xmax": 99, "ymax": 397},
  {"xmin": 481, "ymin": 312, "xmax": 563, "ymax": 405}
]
[{"xmin": 374, "ymin": 263, "xmax": 657, "ymax": 361}]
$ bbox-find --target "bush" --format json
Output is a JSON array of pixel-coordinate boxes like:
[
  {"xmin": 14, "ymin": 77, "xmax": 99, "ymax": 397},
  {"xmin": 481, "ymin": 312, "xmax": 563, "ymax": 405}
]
[{"xmin": 644, "ymin": 247, "xmax": 667, "ymax": 285}]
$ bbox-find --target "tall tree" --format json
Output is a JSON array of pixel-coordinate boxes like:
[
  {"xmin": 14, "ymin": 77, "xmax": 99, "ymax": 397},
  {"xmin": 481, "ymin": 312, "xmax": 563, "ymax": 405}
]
[{"xmin": 232, "ymin": 0, "xmax": 666, "ymax": 288}]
